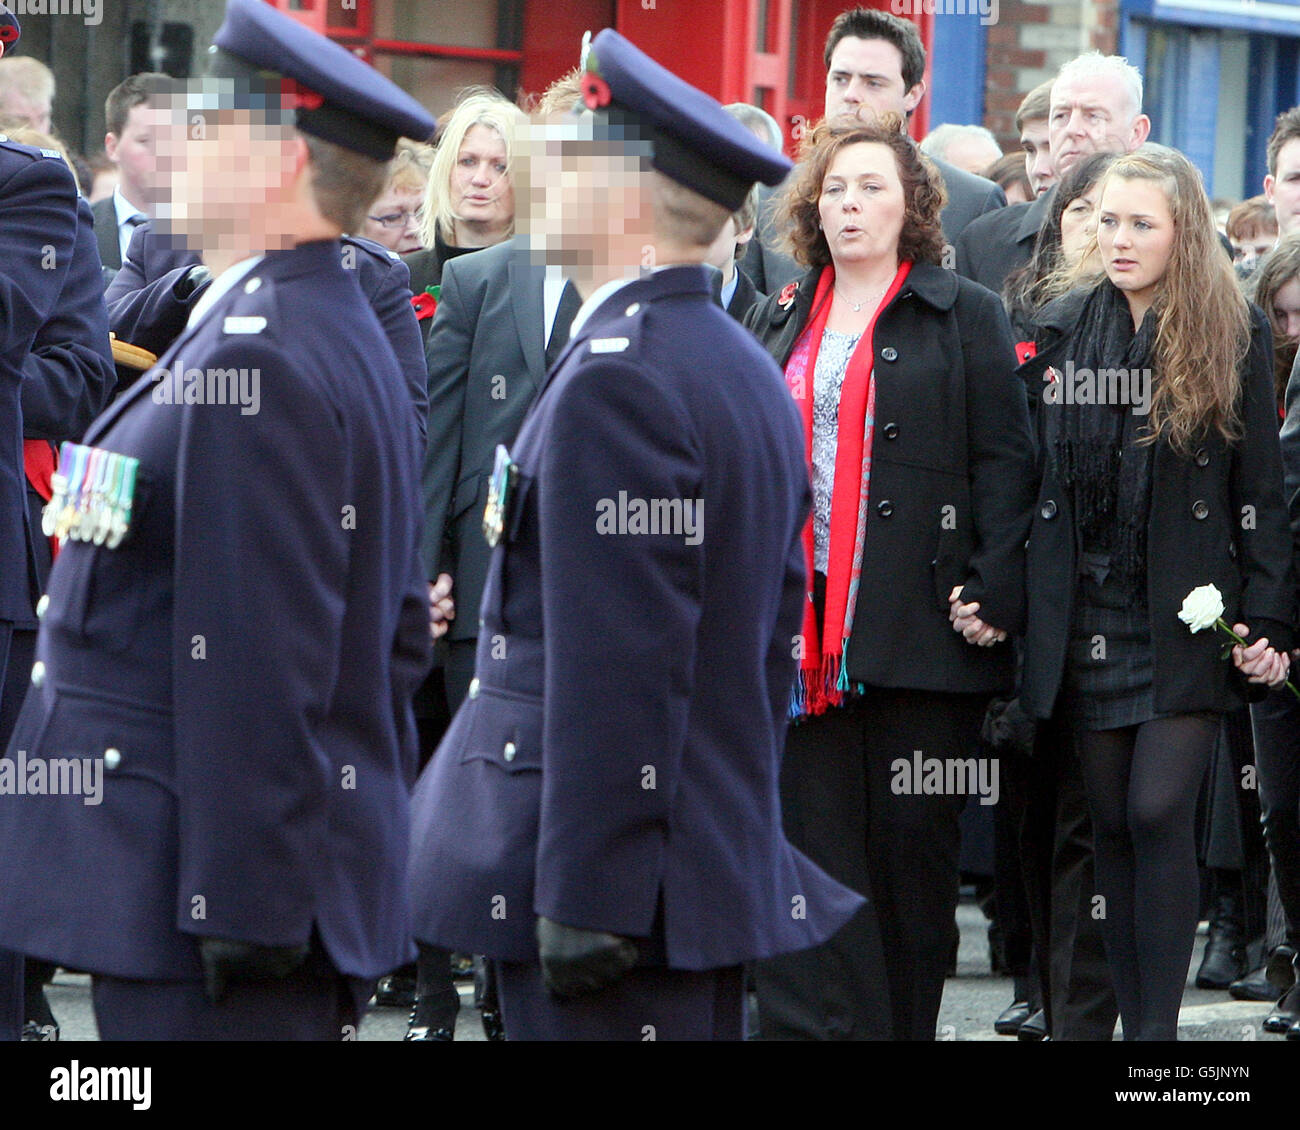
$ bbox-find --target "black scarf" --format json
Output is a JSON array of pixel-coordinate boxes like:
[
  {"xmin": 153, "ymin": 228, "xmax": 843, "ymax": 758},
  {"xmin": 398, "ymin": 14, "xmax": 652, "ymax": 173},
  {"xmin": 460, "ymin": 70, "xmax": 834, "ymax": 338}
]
[{"xmin": 1046, "ymin": 281, "xmax": 1159, "ymax": 598}]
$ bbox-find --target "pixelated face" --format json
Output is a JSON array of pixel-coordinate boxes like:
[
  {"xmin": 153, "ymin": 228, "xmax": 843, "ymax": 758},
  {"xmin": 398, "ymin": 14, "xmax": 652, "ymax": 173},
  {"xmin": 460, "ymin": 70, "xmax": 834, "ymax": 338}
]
[
  {"xmin": 1059, "ymin": 186, "xmax": 1101, "ymax": 264},
  {"xmin": 106, "ymin": 103, "xmax": 167, "ymax": 206},
  {"xmin": 1097, "ymin": 176, "xmax": 1175, "ymax": 310},
  {"xmin": 516, "ymin": 114, "xmax": 651, "ymax": 275},
  {"xmin": 162, "ymin": 96, "xmax": 297, "ymax": 254},
  {"xmin": 1020, "ymin": 118, "xmax": 1054, "ymax": 195},
  {"xmin": 818, "ymin": 141, "xmax": 906, "ymax": 267},
  {"xmin": 450, "ymin": 124, "xmax": 514, "ymax": 238},
  {"xmin": 1049, "ymin": 73, "xmax": 1148, "ymax": 178},
  {"xmin": 1265, "ymin": 138, "xmax": 1300, "ymax": 237},
  {"xmin": 824, "ymin": 37, "xmax": 923, "ymax": 128},
  {"xmin": 360, "ymin": 183, "xmax": 425, "ymax": 254}
]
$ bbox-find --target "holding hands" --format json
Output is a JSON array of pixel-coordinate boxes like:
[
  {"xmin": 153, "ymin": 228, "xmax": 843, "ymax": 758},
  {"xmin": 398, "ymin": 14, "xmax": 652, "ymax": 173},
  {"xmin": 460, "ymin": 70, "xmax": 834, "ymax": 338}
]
[{"xmin": 948, "ymin": 586, "xmax": 1007, "ymax": 648}]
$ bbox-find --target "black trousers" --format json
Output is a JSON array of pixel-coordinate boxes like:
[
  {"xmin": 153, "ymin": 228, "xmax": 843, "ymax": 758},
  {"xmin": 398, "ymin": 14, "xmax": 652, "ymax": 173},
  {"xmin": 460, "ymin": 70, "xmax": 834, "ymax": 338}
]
[
  {"xmin": 1250, "ymin": 689, "xmax": 1300, "ymax": 951},
  {"xmin": 91, "ymin": 944, "xmax": 371, "ymax": 1041},
  {"xmin": 494, "ymin": 960, "xmax": 744, "ymax": 1041},
  {"xmin": 753, "ymin": 688, "xmax": 988, "ymax": 1040},
  {"xmin": 1018, "ymin": 716, "xmax": 1119, "ymax": 1040}
]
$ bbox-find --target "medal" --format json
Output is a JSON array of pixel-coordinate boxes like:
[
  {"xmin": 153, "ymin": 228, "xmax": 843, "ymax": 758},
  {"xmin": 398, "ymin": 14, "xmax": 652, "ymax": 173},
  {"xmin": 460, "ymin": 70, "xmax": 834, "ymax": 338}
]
[
  {"xmin": 106, "ymin": 456, "xmax": 138, "ymax": 550},
  {"xmin": 483, "ymin": 444, "xmax": 518, "ymax": 548}
]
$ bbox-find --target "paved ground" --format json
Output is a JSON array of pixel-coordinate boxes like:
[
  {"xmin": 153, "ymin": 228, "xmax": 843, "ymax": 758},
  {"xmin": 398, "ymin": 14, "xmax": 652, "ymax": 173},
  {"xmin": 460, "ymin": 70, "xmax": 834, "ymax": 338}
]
[{"xmin": 31, "ymin": 897, "xmax": 1287, "ymax": 1041}]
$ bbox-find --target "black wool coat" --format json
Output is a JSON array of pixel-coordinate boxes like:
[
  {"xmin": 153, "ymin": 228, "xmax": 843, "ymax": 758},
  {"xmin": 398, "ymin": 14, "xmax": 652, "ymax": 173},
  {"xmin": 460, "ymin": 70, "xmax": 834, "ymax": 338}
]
[
  {"xmin": 744, "ymin": 260, "xmax": 1037, "ymax": 695},
  {"xmin": 1016, "ymin": 287, "xmax": 1297, "ymax": 719}
]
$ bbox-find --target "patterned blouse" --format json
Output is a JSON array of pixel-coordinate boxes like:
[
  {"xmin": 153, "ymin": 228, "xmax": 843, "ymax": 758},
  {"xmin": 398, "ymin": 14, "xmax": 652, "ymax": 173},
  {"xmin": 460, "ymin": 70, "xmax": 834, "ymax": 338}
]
[{"xmin": 811, "ymin": 328, "xmax": 861, "ymax": 574}]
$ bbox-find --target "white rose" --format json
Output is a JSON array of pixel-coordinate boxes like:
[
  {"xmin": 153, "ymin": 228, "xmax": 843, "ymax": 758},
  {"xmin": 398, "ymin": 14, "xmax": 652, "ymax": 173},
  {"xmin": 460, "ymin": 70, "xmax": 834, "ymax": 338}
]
[{"xmin": 1178, "ymin": 584, "xmax": 1225, "ymax": 634}]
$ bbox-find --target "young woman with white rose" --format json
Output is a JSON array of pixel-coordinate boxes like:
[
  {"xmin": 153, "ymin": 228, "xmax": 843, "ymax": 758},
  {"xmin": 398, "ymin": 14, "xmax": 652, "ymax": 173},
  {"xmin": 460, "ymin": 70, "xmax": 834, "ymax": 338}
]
[{"xmin": 1016, "ymin": 145, "xmax": 1297, "ymax": 1040}]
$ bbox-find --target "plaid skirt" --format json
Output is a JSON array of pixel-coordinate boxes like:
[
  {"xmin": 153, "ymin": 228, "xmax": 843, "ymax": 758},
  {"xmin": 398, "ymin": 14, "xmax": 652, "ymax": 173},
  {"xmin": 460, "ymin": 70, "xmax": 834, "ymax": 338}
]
[{"xmin": 1060, "ymin": 598, "xmax": 1170, "ymax": 732}]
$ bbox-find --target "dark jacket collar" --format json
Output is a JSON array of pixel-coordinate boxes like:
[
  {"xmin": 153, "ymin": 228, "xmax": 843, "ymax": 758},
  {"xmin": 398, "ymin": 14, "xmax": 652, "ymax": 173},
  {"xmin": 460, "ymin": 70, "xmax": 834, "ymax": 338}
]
[
  {"xmin": 578, "ymin": 264, "xmax": 712, "ymax": 338},
  {"xmin": 1017, "ymin": 186, "xmax": 1054, "ymax": 243}
]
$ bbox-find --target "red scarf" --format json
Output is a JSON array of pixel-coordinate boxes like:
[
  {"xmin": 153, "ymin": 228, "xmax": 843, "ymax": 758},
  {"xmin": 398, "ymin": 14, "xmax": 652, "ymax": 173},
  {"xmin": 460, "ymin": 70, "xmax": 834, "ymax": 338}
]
[{"xmin": 783, "ymin": 260, "xmax": 912, "ymax": 717}]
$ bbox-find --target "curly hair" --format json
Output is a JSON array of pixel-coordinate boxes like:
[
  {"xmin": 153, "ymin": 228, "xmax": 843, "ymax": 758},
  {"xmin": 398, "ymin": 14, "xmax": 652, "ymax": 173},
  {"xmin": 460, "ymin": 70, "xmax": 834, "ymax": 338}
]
[{"xmin": 778, "ymin": 116, "xmax": 947, "ymax": 270}]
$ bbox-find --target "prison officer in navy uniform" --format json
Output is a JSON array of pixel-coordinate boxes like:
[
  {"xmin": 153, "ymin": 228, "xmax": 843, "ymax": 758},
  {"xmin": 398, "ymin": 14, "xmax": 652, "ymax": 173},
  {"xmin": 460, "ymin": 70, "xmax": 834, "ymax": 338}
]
[
  {"xmin": 407, "ymin": 29, "xmax": 865, "ymax": 1040},
  {"xmin": 0, "ymin": 0, "xmax": 86, "ymax": 1044},
  {"xmin": 105, "ymin": 218, "xmax": 429, "ymax": 438},
  {"xmin": 0, "ymin": 0, "xmax": 435, "ymax": 1040}
]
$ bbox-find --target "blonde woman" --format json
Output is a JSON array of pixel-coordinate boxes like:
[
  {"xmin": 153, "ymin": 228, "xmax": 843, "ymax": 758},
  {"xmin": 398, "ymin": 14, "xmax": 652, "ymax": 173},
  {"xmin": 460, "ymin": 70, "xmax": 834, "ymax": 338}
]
[
  {"xmin": 403, "ymin": 88, "xmax": 520, "ymax": 342},
  {"xmin": 1019, "ymin": 145, "xmax": 1295, "ymax": 1039},
  {"xmin": 359, "ymin": 139, "xmax": 434, "ymax": 256}
]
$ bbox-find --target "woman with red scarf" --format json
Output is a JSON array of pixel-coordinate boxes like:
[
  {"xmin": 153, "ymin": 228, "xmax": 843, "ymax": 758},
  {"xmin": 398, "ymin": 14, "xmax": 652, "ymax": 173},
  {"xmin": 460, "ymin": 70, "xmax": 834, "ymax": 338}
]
[{"xmin": 744, "ymin": 119, "xmax": 1037, "ymax": 1040}]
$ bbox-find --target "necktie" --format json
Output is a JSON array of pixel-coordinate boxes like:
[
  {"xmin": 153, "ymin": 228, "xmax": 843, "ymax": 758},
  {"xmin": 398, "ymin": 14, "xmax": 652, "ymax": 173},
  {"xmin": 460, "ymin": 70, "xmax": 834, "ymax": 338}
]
[{"xmin": 545, "ymin": 281, "xmax": 582, "ymax": 369}]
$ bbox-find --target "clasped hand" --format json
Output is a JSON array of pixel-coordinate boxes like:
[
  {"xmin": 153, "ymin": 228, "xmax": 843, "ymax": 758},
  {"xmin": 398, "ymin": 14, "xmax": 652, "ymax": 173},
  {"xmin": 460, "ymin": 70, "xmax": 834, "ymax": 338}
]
[
  {"xmin": 948, "ymin": 586, "xmax": 1007, "ymax": 647},
  {"xmin": 1230, "ymin": 623, "xmax": 1290, "ymax": 688}
]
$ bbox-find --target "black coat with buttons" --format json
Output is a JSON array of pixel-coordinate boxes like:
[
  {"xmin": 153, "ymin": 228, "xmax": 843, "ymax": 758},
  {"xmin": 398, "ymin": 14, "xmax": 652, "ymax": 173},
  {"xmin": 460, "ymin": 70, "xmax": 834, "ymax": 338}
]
[
  {"xmin": 1016, "ymin": 287, "xmax": 1297, "ymax": 720},
  {"xmin": 743, "ymin": 261, "xmax": 1037, "ymax": 695}
]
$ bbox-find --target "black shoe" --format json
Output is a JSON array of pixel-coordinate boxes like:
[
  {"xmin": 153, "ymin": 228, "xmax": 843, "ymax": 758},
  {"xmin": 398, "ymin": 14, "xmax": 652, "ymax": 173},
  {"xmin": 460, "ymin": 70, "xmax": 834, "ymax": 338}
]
[
  {"xmin": 1264, "ymin": 983, "xmax": 1300, "ymax": 1034},
  {"xmin": 995, "ymin": 1000, "xmax": 1031, "ymax": 1036},
  {"xmin": 1230, "ymin": 964, "xmax": 1279, "ymax": 1002},
  {"xmin": 1288, "ymin": 1018, "xmax": 1300, "ymax": 1041},
  {"xmin": 1017, "ymin": 1008, "xmax": 1048, "ymax": 1041},
  {"xmin": 1196, "ymin": 934, "xmax": 1248, "ymax": 989},
  {"xmin": 21, "ymin": 1020, "xmax": 58, "ymax": 1042},
  {"xmin": 480, "ymin": 1007, "xmax": 506, "ymax": 1041},
  {"xmin": 404, "ymin": 1024, "xmax": 455, "ymax": 1041},
  {"xmin": 373, "ymin": 972, "xmax": 418, "ymax": 1008},
  {"xmin": 1268, "ymin": 945, "xmax": 1298, "ymax": 992},
  {"xmin": 450, "ymin": 952, "xmax": 475, "ymax": 981}
]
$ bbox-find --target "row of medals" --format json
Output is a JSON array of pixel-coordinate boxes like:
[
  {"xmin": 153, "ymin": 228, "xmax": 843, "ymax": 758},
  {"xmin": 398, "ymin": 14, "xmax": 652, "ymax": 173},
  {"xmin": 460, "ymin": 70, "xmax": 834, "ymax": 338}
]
[{"xmin": 41, "ymin": 441, "xmax": 139, "ymax": 550}]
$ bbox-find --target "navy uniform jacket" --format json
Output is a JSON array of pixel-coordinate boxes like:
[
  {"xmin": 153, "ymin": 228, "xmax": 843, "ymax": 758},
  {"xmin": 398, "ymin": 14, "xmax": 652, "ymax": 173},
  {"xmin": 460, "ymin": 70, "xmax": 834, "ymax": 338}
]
[
  {"xmin": 408, "ymin": 265, "xmax": 864, "ymax": 968},
  {"xmin": 105, "ymin": 224, "xmax": 429, "ymax": 439},
  {"xmin": 20, "ymin": 193, "xmax": 116, "ymax": 614},
  {"xmin": 0, "ymin": 240, "xmax": 431, "ymax": 982},
  {"xmin": 0, "ymin": 140, "xmax": 78, "ymax": 626}
]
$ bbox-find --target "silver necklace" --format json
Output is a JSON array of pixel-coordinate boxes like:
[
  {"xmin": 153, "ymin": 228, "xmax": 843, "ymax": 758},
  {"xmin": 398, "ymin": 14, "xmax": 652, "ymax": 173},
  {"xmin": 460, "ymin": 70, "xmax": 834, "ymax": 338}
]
[{"xmin": 835, "ymin": 284, "xmax": 887, "ymax": 312}]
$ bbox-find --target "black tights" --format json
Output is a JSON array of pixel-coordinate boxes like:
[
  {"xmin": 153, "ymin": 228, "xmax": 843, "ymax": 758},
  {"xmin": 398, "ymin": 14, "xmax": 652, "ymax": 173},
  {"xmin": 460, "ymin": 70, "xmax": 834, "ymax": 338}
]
[{"xmin": 1075, "ymin": 714, "xmax": 1218, "ymax": 1041}]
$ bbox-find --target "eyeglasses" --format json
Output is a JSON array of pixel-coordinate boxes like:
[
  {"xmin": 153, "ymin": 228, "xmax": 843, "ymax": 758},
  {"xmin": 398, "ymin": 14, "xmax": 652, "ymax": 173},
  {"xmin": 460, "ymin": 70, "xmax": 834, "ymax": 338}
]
[{"xmin": 368, "ymin": 209, "xmax": 424, "ymax": 230}]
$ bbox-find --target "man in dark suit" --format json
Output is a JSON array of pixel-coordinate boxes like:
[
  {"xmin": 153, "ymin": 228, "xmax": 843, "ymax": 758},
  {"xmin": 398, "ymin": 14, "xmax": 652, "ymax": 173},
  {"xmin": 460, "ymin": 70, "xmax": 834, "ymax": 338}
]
[
  {"xmin": 0, "ymin": 0, "xmax": 435, "ymax": 1040},
  {"xmin": 104, "ymin": 220, "xmax": 428, "ymax": 438},
  {"xmin": 822, "ymin": 9, "xmax": 1004, "ymax": 244},
  {"xmin": 0, "ymin": 1, "xmax": 83, "ymax": 1044},
  {"xmin": 956, "ymin": 59, "xmax": 1150, "ymax": 299},
  {"xmin": 407, "ymin": 28, "xmax": 864, "ymax": 1041},
  {"xmin": 91, "ymin": 73, "xmax": 170, "ymax": 286}
]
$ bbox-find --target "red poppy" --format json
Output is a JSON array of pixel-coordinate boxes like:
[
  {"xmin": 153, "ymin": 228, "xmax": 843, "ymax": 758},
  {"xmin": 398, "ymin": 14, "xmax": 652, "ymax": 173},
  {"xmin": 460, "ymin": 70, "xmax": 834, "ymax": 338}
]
[
  {"xmin": 1014, "ymin": 340, "xmax": 1037, "ymax": 365},
  {"xmin": 778, "ymin": 282, "xmax": 798, "ymax": 310},
  {"xmin": 412, "ymin": 292, "xmax": 438, "ymax": 322},
  {"xmin": 0, "ymin": 27, "xmax": 17, "ymax": 44},
  {"xmin": 283, "ymin": 78, "xmax": 325, "ymax": 112},
  {"xmin": 582, "ymin": 73, "xmax": 612, "ymax": 111}
]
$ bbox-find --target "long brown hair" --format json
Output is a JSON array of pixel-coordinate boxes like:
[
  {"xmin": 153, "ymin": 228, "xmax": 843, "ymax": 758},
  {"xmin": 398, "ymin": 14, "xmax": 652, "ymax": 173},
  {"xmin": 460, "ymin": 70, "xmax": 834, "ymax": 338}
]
[
  {"xmin": 1065, "ymin": 146, "xmax": 1250, "ymax": 454},
  {"xmin": 778, "ymin": 116, "xmax": 946, "ymax": 270},
  {"xmin": 1248, "ymin": 231, "xmax": 1300, "ymax": 410}
]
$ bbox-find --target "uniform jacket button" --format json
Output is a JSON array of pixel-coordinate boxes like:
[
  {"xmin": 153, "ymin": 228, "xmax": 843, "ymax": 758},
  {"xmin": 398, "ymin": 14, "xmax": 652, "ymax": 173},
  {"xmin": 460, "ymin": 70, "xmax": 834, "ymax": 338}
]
[
  {"xmin": 1192, "ymin": 499, "xmax": 1209, "ymax": 520},
  {"xmin": 103, "ymin": 748, "xmax": 122, "ymax": 771},
  {"xmin": 876, "ymin": 500, "xmax": 894, "ymax": 518},
  {"xmin": 30, "ymin": 661, "xmax": 44, "ymax": 688},
  {"xmin": 880, "ymin": 346, "xmax": 898, "ymax": 362},
  {"xmin": 1194, "ymin": 448, "xmax": 1210, "ymax": 467},
  {"xmin": 35, "ymin": 594, "xmax": 49, "ymax": 620},
  {"xmin": 503, "ymin": 741, "xmax": 517, "ymax": 762},
  {"xmin": 882, "ymin": 422, "xmax": 899, "ymax": 440},
  {"xmin": 468, "ymin": 677, "xmax": 480, "ymax": 699},
  {"xmin": 1040, "ymin": 499, "xmax": 1058, "ymax": 520}
]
